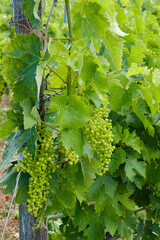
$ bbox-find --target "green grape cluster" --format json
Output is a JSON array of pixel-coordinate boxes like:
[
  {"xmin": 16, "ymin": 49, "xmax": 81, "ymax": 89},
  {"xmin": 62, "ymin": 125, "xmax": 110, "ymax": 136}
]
[
  {"xmin": 57, "ymin": 142, "xmax": 79, "ymax": 166},
  {"xmin": 153, "ymin": 183, "xmax": 160, "ymax": 198},
  {"xmin": 83, "ymin": 107, "xmax": 115, "ymax": 175},
  {"xmin": 16, "ymin": 127, "xmax": 57, "ymax": 227},
  {"xmin": 65, "ymin": 148, "xmax": 79, "ymax": 165}
]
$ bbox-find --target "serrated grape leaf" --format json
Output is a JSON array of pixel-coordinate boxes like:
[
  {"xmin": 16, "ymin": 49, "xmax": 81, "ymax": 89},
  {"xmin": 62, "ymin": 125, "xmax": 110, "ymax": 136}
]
[
  {"xmin": 47, "ymin": 66, "xmax": 66, "ymax": 89},
  {"xmin": 130, "ymin": 0, "xmax": 144, "ymax": 34},
  {"xmin": 80, "ymin": 157, "xmax": 100, "ymax": 186},
  {"xmin": 109, "ymin": 14, "xmax": 128, "ymax": 37},
  {"xmin": 152, "ymin": 68, "xmax": 160, "ymax": 87},
  {"xmin": 0, "ymin": 120, "xmax": 19, "ymax": 140},
  {"xmin": 64, "ymin": 164, "xmax": 87, "ymax": 203},
  {"xmin": 124, "ymin": 130, "xmax": 143, "ymax": 153},
  {"xmin": 72, "ymin": 1, "xmax": 109, "ymax": 40},
  {"xmin": 86, "ymin": 177, "xmax": 103, "ymax": 203},
  {"xmin": 83, "ymin": 137, "xmax": 95, "ymax": 160},
  {"xmin": 109, "ymin": 82, "xmax": 139, "ymax": 112},
  {"xmin": 2, "ymin": 34, "xmax": 41, "ymax": 84},
  {"xmin": 84, "ymin": 215, "xmax": 105, "ymax": 240},
  {"xmin": 104, "ymin": 30, "xmax": 125, "ymax": 70},
  {"xmin": 94, "ymin": 71, "xmax": 121, "ymax": 94},
  {"xmin": 102, "ymin": 175, "xmax": 118, "ymax": 198},
  {"xmin": 141, "ymin": 86, "xmax": 160, "ymax": 116},
  {"xmin": 46, "ymin": 176, "xmax": 76, "ymax": 214},
  {"xmin": 118, "ymin": 211, "xmax": 138, "ymax": 238},
  {"xmin": 0, "ymin": 128, "xmax": 37, "ymax": 169},
  {"xmin": 103, "ymin": 204, "xmax": 119, "ymax": 236},
  {"xmin": 116, "ymin": 192, "xmax": 135, "ymax": 210},
  {"xmin": 61, "ymin": 217, "xmax": 86, "ymax": 240},
  {"xmin": 113, "ymin": 124, "xmax": 143, "ymax": 153},
  {"xmin": 132, "ymin": 101, "xmax": 155, "ymax": 137},
  {"xmin": 80, "ymin": 54, "xmax": 98, "ymax": 84},
  {"xmin": 50, "ymin": 95, "xmax": 90, "ymax": 129},
  {"xmin": 15, "ymin": 173, "xmax": 29, "ymax": 204},
  {"xmin": 48, "ymin": 41, "xmax": 68, "ymax": 64},
  {"xmin": 36, "ymin": 61, "xmax": 46, "ymax": 100},
  {"xmin": 0, "ymin": 166, "xmax": 17, "ymax": 194},
  {"xmin": 73, "ymin": 202, "xmax": 95, "ymax": 231},
  {"xmin": 127, "ymin": 63, "xmax": 150, "ymax": 77},
  {"xmin": 22, "ymin": 0, "xmax": 41, "ymax": 28},
  {"xmin": 74, "ymin": 202, "xmax": 105, "ymax": 240},
  {"xmin": 2, "ymin": 34, "xmax": 41, "ymax": 105},
  {"xmin": 109, "ymin": 148, "xmax": 126, "ymax": 174},
  {"xmin": 31, "ymin": 106, "xmax": 41, "ymax": 126},
  {"xmin": 61, "ymin": 128, "xmax": 83, "ymax": 156},
  {"xmin": 13, "ymin": 77, "xmax": 38, "ymax": 104},
  {"xmin": 20, "ymin": 98, "xmax": 38, "ymax": 129},
  {"xmin": 127, "ymin": 39, "xmax": 146, "ymax": 67},
  {"xmin": 134, "ymin": 220, "xmax": 160, "ymax": 240},
  {"xmin": 124, "ymin": 156, "xmax": 146, "ymax": 182}
]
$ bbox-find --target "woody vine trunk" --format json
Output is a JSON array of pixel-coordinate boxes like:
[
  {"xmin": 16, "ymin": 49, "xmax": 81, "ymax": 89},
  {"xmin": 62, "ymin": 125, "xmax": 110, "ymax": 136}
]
[{"xmin": 14, "ymin": 0, "xmax": 48, "ymax": 239}]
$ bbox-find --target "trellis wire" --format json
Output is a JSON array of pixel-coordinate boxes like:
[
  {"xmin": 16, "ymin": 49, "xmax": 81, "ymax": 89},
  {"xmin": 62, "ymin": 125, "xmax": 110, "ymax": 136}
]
[{"xmin": 0, "ymin": 170, "xmax": 22, "ymax": 240}]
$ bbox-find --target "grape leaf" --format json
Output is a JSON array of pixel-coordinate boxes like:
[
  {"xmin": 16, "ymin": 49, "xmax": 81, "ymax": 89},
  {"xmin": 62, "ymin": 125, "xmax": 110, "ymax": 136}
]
[
  {"xmin": 80, "ymin": 53, "xmax": 98, "ymax": 84},
  {"xmin": 113, "ymin": 124, "xmax": 144, "ymax": 153},
  {"xmin": 72, "ymin": 1, "xmax": 109, "ymax": 40},
  {"xmin": 46, "ymin": 177, "xmax": 76, "ymax": 214},
  {"xmin": 22, "ymin": 0, "xmax": 41, "ymax": 28},
  {"xmin": 84, "ymin": 215, "xmax": 105, "ymax": 240},
  {"xmin": 2, "ymin": 34, "xmax": 41, "ymax": 105},
  {"xmin": 0, "ymin": 120, "xmax": 19, "ymax": 139},
  {"xmin": 141, "ymin": 86, "xmax": 160, "ymax": 116},
  {"xmin": 124, "ymin": 156, "xmax": 146, "ymax": 182},
  {"xmin": 74, "ymin": 202, "xmax": 105, "ymax": 240},
  {"xmin": 86, "ymin": 177, "xmax": 104, "ymax": 203},
  {"xmin": 50, "ymin": 95, "xmax": 90, "ymax": 129},
  {"xmin": 118, "ymin": 211, "xmax": 138, "ymax": 239},
  {"xmin": 15, "ymin": 173, "xmax": 29, "ymax": 204},
  {"xmin": 103, "ymin": 204, "xmax": 119, "ymax": 236},
  {"xmin": 127, "ymin": 39, "xmax": 147, "ymax": 67},
  {"xmin": 109, "ymin": 148, "xmax": 126, "ymax": 174},
  {"xmin": 104, "ymin": 30, "xmax": 125, "ymax": 70},
  {"xmin": 109, "ymin": 82, "xmax": 139, "ymax": 112},
  {"xmin": 61, "ymin": 128, "xmax": 83, "ymax": 156},
  {"xmin": 0, "ymin": 166, "xmax": 17, "ymax": 194},
  {"xmin": 102, "ymin": 175, "xmax": 118, "ymax": 198},
  {"xmin": 80, "ymin": 157, "xmax": 100, "ymax": 186},
  {"xmin": 127, "ymin": 63, "xmax": 150, "ymax": 77},
  {"xmin": 20, "ymin": 98, "xmax": 40, "ymax": 129},
  {"xmin": 0, "ymin": 128, "xmax": 37, "ymax": 169},
  {"xmin": 132, "ymin": 101, "xmax": 155, "ymax": 137},
  {"xmin": 64, "ymin": 164, "xmax": 87, "ymax": 203}
]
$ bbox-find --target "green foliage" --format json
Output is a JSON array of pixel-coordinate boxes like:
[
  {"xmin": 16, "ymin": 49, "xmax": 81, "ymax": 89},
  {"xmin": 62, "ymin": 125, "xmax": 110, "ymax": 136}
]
[{"xmin": 1, "ymin": 0, "xmax": 160, "ymax": 239}]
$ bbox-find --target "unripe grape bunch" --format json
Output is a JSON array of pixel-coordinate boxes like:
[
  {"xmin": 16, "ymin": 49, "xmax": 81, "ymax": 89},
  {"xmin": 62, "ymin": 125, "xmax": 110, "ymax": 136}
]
[
  {"xmin": 16, "ymin": 127, "xmax": 57, "ymax": 227},
  {"xmin": 57, "ymin": 142, "xmax": 79, "ymax": 166},
  {"xmin": 83, "ymin": 107, "xmax": 115, "ymax": 175},
  {"xmin": 153, "ymin": 183, "xmax": 160, "ymax": 198}
]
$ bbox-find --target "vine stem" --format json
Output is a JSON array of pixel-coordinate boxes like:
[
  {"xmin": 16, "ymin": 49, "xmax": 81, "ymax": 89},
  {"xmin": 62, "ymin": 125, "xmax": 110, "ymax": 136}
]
[
  {"xmin": 41, "ymin": 120, "xmax": 60, "ymax": 132},
  {"xmin": 46, "ymin": 64, "xmax": 66, "ymax": 84},
  {"xmin": 65, "ymin": 0, "xmax": 73, "ymax": 96},
  {"xmin": 43, "ymin": 0, "xmax": 58, "ymax": 52}
]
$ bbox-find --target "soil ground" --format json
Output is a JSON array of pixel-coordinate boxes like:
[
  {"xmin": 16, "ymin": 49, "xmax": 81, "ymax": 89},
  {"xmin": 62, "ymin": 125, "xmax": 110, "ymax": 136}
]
[{"xmin": 0, "ymin": 95, "xmax": 19, "ymax": 240}]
